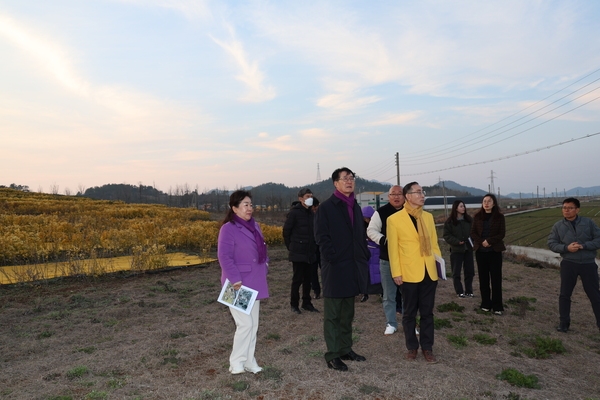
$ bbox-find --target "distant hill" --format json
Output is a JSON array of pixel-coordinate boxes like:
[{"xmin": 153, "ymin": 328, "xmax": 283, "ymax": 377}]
[{"xmin": 433, "ymin": 180, "xmax": 488, "ymax": 196}]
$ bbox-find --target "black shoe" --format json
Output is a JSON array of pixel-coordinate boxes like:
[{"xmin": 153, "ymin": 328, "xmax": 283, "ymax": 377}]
[
  {"xmin": 302, "ymin": 304, "xmax": 319, "ymax": 312},
  {"xmin": 340, "ymin": 350, "xmax": 366, "ymax": 362},
  {"xmin": 360, "ymin": 294, "xmax": 369, "ymax": 302},
  {"xmin": 291, "ymin": 306, "xmax": 301, "ymax": 314},
  {"xmin": 326, "ymin": 357, "xmax": 348, "ymax": 371},
  {"xmin": 556, "ymin": 323, "xmax": 569, "ymax": 333}
]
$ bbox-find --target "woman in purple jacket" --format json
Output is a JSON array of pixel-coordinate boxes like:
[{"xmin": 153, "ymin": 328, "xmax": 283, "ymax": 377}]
[{"xmin": 218, "ymin": 190, "xmax": 269, "ymax": 375}]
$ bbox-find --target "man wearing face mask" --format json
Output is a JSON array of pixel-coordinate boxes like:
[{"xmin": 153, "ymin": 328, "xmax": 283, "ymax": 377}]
[{"xmin": 283, "ymin": 188, "xmax": 319, "ymax": 314}]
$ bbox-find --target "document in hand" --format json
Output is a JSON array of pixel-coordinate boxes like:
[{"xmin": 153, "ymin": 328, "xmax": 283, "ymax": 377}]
[
  {"xmin": 435, "ymin": 255, "xmax": 447, "ymax": 280},
  {"xmin": 217, "ymin": 279, "xmax": 259, "ymax": 315}
]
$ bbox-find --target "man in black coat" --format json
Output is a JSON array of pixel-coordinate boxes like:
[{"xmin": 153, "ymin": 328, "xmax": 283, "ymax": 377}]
[
  {"xmin": 315, "ymin": 167, "xmax": 370, "ymax": 372},
  {"xmin": 283, "ymin": 188, "xmax": 319, "ymax": 314}
]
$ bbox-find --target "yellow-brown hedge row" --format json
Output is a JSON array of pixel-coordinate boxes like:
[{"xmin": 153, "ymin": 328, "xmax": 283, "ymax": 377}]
[{"xmin": 0, "ymin": 188, "xmax": 282, "ymax": 265}]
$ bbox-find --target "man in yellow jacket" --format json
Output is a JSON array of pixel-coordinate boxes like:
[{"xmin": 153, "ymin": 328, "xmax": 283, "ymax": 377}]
[{"xmin": 388, "ymin": 181, "xmax": 441, "ymax": 363}]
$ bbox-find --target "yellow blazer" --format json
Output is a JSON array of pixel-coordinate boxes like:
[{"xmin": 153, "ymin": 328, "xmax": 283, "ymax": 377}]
[{"xmin": 387, "ymin": 208, "xmax": 441, "ymax": 283}]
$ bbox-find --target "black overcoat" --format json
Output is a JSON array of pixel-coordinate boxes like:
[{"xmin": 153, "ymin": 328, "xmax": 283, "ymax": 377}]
[
  {"xmin": 314, "ymin": 193, "xmax": 370, "ymax": 298},
  {"xmin": 282, "ymin": 203, "xmax": 318, "ymax": 264}
]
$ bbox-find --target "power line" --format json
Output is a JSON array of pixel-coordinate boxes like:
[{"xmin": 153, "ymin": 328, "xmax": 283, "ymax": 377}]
[
  {"xmin": 408, "ymin": 92, "xmax": 600, "ymax": 166},
  {"xmin": 402, "ymin": 68, "xmax": 600, "ymax": 162},
  {"xmin": 400, "ymin": 132, "xmax": 600, "ymax": 177}
]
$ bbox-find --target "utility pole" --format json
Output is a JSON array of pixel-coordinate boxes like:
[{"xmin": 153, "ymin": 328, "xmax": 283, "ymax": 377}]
[
  {"xmin": 395, "ymin": 152, "xmax": 400, "ymax": 186},
  {"xmin": 438, "ymin": 177, "xmax": 448, "ymax": 219}
]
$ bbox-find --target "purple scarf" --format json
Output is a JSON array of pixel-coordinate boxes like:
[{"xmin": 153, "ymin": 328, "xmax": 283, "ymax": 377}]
[
  {"xmin": 233, "ymin": 215, "xmax": 267, "ymax": 263},
  {"xmin": 334, "ymin": 190, "xmax": 356, "ymax": 225}
]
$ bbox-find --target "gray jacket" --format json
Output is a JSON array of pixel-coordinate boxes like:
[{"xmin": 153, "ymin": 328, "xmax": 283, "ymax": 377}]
[{"xmin": 547, "ymin": 216, "xmax": 600, "ymax": 264}]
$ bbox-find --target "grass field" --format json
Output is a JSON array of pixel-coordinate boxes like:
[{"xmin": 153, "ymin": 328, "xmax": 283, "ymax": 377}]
[{"xmin": 504, "ymin": 201, "xmax": 600, "ymax": 248}]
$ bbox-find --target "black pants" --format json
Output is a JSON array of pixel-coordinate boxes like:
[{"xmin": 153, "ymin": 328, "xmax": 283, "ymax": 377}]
[
  {"xmin": 311, "ymin": 261, "xmax": 321, "ymax": 296},
  {"xmin": 401, "ymin": 270, "xmax": 437, "ymax": 351},
  {"xmin": 291, "ymin": 262, "xmax": 313, "ymax": 308},
  {"xmin": 475, "ymin": 250, "xmax": 503, "ymax": 311},
  {"xmin": 559, "ymin": 259, "xmax": 600, "ymax": 328},
  {"xmin": 323, "ymin": 296, "xmax": 354, "ymax": 361},
  {"xmin": 451, "ymin": 250, "xmax": 475, "ymax": 295}
]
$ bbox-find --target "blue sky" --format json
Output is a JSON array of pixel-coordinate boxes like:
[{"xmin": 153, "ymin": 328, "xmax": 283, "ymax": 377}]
[{"xmin": 1, "ymin": 0, "xmax": 600, "ymax": 196}]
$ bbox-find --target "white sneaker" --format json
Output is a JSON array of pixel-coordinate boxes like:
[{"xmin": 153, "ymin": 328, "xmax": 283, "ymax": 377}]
[{"xmin": 384, "ymin": 324, "xmax": 397, "ymax": 335}]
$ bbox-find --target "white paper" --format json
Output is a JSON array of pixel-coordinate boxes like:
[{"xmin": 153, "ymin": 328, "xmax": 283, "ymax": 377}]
[
  {"xmin": 435, "ymin": 255, "xmax": 447, "ymax": 280},
  {"xmin": 217, "ymin": 279, "xmax": 258, "ymax": 315}
]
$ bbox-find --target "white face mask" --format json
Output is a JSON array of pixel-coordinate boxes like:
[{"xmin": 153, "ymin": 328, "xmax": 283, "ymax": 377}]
[{"xmin": 304, "ymin": 197, "xmax": 314, "ymax": 207}]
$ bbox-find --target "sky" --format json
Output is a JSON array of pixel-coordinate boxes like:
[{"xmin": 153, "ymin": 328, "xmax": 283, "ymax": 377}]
[{"xmin": 1, "ymin": 0, "xmax": 600, "ymax": 196}]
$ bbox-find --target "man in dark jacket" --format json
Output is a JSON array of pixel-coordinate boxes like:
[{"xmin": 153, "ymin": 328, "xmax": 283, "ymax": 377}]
[
  {"xmin": 283, "ymin": 188, "xmax": 319, "ymax": 314},
  {"xmin": 315, "ymin": 167, "xmax": 370, "ymax": 372},
  {"xmin": 548, "ymin": 197, "xmax": 600, "ymax": 333}
]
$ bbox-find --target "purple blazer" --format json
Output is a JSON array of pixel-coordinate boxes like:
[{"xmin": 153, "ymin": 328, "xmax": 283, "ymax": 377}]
[{"xmin": 218, "ymin": 220, "xmax": 269, "ymax": 300}]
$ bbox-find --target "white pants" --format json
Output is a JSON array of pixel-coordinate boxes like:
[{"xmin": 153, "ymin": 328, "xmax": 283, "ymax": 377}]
[{"xmin": 229, "ymin": 300, "xmax": 261, "ymax": 372}]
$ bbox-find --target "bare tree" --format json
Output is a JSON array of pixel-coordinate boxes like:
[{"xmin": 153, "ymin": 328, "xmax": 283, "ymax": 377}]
[
  {"xmin": 50, "ymin": 183, "xmax": 59, "ymax": 195},
  {"xmin": 77, "ymin": 183, "xmax": 86, "ymax": 196},
  {"xmin": 64, "ymin": 187, "xmax": 72, "ymax": 196}
]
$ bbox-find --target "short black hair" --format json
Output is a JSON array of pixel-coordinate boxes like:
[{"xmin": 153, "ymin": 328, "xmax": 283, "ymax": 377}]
[
  {"xmin": 297, "ymin": 188, "xmax": 312, "ymax": 198},
  {"xmin": 563, "ymin": 197, "xmax": 580, "ymax": 208},
  {"xmin": 331, "ymin": 167, "xmax": 354, "ymax": 182},
  {"xmin": 403, "ymin": 181, "xmax": 419, "ymax": 196}
]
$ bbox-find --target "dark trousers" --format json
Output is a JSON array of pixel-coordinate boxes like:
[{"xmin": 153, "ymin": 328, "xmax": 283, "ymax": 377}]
[
  {"xmin": 291, "ymin": 262, "xmax": 313, "ymax": 308},
  {"xmin": 311, "ymin": 261, "xmax": 321, "ymax": 296},
  {"xmin": 475, "ymin": 251, "xmax": 503, "ymax": 311},
  {"xmin": 451, "ymin": 250, "xmax": 475, "ymax": 295},
  {"xmin": 323, "ymin": 297, "xmax": 354, "ymax": 361},
  {"xmin": 559, "ymin": 260, "xmax": 600, "ymax": 328},
  {"xmin": 401, "ymin": 270, "xmax": 437, "ymax": 351}
]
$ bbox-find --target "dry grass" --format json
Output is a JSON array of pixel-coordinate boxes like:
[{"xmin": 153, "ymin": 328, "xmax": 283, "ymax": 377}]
[{"xmin": 1, "ymin": 246, "xmax": 600, "ymax": 400}]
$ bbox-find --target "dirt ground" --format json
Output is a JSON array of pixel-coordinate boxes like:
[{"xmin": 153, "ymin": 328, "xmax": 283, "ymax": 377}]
[{"xmin": 1, "ymin": 246, "xmax": 600, "ymax": 400}]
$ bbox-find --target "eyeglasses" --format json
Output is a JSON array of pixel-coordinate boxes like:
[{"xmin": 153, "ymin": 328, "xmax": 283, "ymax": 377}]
[
  {"xmin": 406, "ymin": 190, "xmax": 426, "ymax": 196},
  {"xmin": 338, "ymin": 176, "xmax": 355, "ymax": 182},
  {"xmin": 562, "ymin": 206, "xmax": 577, "ymax": 210}
]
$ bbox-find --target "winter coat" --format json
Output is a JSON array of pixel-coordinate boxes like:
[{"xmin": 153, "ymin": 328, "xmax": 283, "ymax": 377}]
[
  {"xmin": 471, "ymin": 212, "xmax": 506, "ymax": 252},
  {"xmin": 315, "ymin": 193, "xmax": 370, "ymax": 298},
  {"xmin": 443, "ymin": 218, "xmax": 473, "ymax": 253},
  {"xmin": 548, "ymin": 216, "xmax": 600, "ymax": 264},
  {"xmin": 282, "ymin": 203, "xmax": 318, "ymax": 264},
  {"xmin": 218, "ymin": 220, "xmax": 269, "ymax": 300}
]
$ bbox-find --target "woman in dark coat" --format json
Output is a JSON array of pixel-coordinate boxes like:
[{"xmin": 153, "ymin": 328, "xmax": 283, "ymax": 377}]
[
  {"xmin": 471, "ymin": 194, "xmax": 506, "ymax": 315},
  {"xmin": 443, "ymin": 200, "xmax": 475, "ymax": 298}
]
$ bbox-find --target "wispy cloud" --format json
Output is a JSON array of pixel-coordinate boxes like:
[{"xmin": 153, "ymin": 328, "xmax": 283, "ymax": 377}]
[
  {"xmin": 210, "ymin": 26, "xmax": 276, "ymax": 103},
  {"xmin": 369, "ymin": 112, "xmax": 422, "ymax": 126},
  {"xmin": 0, "ymin": 12, "xmax": 207, "ymax": 142},
  {"xmin": 316, "ymin": 80, "xmax": 381, "ymax": 111},
  {"xmin": 0, "ymin": 13, "xmax": 89, "ymax": 95}
]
